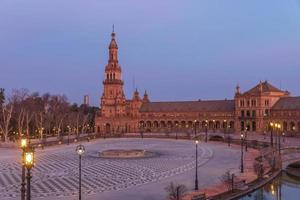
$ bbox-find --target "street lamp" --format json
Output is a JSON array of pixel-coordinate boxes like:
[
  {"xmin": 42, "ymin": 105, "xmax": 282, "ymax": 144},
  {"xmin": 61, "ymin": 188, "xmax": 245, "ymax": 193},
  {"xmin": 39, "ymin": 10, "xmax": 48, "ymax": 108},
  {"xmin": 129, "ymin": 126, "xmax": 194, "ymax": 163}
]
[
  {"xmin": 205, "ymin": 120, "xmax": 208, "ymax": 143},
  {"xmin": 240, "ymin": 133, "xmax": 244, "ymax": 173},
  {"xmin": 195, "ymin": 140, "xmax": 199, "ymax": 190},
  {"xmin": 20, "ymin": 138, "xmax": 28, "ymax": 200},
  {"xmin": 223, "ymin": 120, "xmax": 227, "ymax": 144},
  {"xmin": 194, "ymin": 120, "xmax": 197, "ymax": 138},
  {"xmin": 67, "ymin": 125, "xmax": 71, "ymax": 145},
  {"xmin": 227, "ymin": 125, "xmax": 231, "ymax": 147},
  {"xmin": 76, "ymin": 145, "xmax": 85, "ymax": 200},
  {"xmin": 175, "ymin": 123, "xmax": 178, "ymax": 140},
  {"xmin": 245, "ymin": 128, "xmax": 248, "ymax": 152},
  {"xmin": 278, "ymin": 124, "xmax": 281, "ymax": 153},
  {"xmin": 270, "ymin": 122, "xmax": 274, "ymax": 147},
  {"xmin": 24, "ymin": 147, "xmax": 34, "ymax": 200}
]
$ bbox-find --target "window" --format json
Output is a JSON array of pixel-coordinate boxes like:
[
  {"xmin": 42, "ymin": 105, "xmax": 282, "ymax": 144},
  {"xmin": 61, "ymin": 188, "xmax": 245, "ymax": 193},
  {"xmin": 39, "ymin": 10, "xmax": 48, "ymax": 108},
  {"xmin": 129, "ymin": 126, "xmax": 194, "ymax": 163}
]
[
  {"xmin": 265, "ymin": 100, "xmax": 269, "ymax": 106},
  {"xmin": 241, "ymin": 121, "xmax": 245, "ymax": 131},
  {"xmin": 246, "ymin": 110, "xmax": 250, "ymax": 117},
  {"xmin": 247, "ymin": 100, "xmax": 250, "ymax": 107},
  {"xmin": 252, "ymin": 121, "xmax": 256, "ymax": 131},
  {"xmin": 251, "ymin": 100, "xmax": 256, "ymax": 107},
  {"xmin": 252, "ymin": 110, "xmax": 256, "ymax": 117},
  {"xmin": 240, "ymin": 100, "xmax": 245, "ymax": 107},
  {"xmin": 264, "ymin": 109, "xmax": 269, "ymax": 116},
  {"xmin": 241, "ymin": 110, "xmax": 245, "ymax": 117}
]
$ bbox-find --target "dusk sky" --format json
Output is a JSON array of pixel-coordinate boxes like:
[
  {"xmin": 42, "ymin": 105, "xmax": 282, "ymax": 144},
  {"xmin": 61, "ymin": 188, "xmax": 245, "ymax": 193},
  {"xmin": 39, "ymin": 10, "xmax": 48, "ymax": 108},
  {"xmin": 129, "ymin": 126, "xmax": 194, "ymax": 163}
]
[{"xmin": 1, "ymin": 0, "xmax": 300, "ymax": 106}]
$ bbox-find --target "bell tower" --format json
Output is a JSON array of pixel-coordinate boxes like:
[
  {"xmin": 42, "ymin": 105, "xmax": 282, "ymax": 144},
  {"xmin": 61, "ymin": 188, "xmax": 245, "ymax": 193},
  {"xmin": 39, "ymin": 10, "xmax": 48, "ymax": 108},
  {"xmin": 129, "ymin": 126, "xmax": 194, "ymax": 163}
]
[{"xmin": 100, "ymin": 29, "xmax": 126, "ymax": 118}]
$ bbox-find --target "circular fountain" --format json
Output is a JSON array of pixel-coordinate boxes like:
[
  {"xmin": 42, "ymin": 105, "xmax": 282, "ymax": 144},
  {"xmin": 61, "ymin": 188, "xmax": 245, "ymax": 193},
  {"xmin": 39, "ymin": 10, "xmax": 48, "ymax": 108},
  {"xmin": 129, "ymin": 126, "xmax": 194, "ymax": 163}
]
[{"xmin": 99, "ymin": 149, "xmax": 154, "ymax": 158}]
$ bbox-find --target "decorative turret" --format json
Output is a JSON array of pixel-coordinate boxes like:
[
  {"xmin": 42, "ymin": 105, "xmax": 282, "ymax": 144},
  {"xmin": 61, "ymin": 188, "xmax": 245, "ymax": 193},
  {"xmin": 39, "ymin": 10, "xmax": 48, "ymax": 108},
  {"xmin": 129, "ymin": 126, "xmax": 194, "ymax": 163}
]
[
  {"xmin": 132, "ymin": 89, "xmax": 141, "ymax": 101},
  {"xmin": 235, "ymin": 84, "xmax": 240, "ymax": 96},
  {"xmin": 258, "ymin": 81, "xmax": 263, "ymax": 93},
  {"xmin": 143, "ymin": 90, "xmax": 150, "ymax": 103}
]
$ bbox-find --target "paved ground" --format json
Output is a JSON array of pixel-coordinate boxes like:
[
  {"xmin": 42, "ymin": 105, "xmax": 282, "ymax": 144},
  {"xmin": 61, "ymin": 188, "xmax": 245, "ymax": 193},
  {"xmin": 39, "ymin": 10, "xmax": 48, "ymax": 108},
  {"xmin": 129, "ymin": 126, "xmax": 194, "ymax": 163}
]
[{"xmin": 0, "ymin": 138, "xmax": 240, "ymax": 200}]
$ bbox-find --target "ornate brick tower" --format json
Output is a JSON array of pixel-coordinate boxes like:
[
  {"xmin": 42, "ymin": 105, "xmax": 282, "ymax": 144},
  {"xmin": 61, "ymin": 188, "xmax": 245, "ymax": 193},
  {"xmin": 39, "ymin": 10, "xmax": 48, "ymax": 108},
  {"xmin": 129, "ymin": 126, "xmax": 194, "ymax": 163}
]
[{"xmin": 100, "ymin": 30, "xmax": 126, "ymax": 118}]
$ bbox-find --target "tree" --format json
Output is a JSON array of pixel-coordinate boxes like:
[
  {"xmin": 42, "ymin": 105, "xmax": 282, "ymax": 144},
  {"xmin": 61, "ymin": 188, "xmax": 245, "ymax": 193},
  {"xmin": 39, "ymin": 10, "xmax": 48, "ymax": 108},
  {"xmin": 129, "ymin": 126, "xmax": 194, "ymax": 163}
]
[
  {"xmin": 0, "ymin": 91, "xmax": 14, "ymax": 142},
  {"xmin": 0, "ymin": 88, "xmax": 4, "ymax": 107},
  {"xmin": 34, "ymin": 93, "xmax": 50, "ymax": 139},
  {"xmin": 165, "ymin": 182, "xmax": 187, "ymax": 200},
  {"xmin": 219, "ymin": 170, "xmax": 234, "ymax": 192},
  {"xmin": 253, "ymin": 160, "xmax": 264, "ymax": 179},
  {"xmin": 48, "ymin": 95, "xmax": 69, "ymax": 138},
  {"xmin": 11, "ymin": 89, "xmax": 29, "ymax": 137}
]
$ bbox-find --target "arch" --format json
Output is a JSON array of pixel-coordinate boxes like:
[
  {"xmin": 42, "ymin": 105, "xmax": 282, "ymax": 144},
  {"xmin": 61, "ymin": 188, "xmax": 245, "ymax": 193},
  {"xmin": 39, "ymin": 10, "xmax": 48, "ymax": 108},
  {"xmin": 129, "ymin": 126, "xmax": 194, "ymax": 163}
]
[
  {"xmin": 113, "ymin": 73, "xmax": 115, "ymax": 79},
  {"xmin": 216, "ymin": 121, "xmax": 221, "ymax": 129},
  {"xmin": 208, "ymin": 121, "xmax": 214, "ymax": 129},
  {"xmin": 194, "ymin": 121, "xmax": 200, "ymax": 129},
  {"xmin": 109, "ymin": 73, "xmax": 112, "ymax": 80},
  {"xmin": 222, "ymin": 121, "xmax": 228, "ymax": 129},
  {"xmin": 146, "ymin": 121, "xmax": 152, "ymax": 128},
  {"xmin": 167, "ymin": 121, "xmax": 173, "ymax": 128},
  {"xmin": 187, "ymin": 121, "xmax": 193, "ymax": 128},
  {"xmin": 105, "ymin": 123, "xmax": 111, "ymax": 134},
  {"xmin": 283, "ymin": 121, "xmax": 288, "ymax": 132},
  {"xmin": 181, "ymin": 121, "xmax": 186, "ymax": 128},
  {"xmin": 97, "ymin": 126, "xmax": 100, "ymax": 133},
  {"xmin": 229, "ymin": 121, "xmax": 234, "ymax": 129},
  {"xmin": 139, "ymin": 121, "xmax": 145, "ymax": 129},
  {"xmin": 153, "ymin": 121, "xmax": 159, "ymax": 129},
  {"xmin": 290, "ymin": 122, "xmax": 296, "ymax": 132},
  {"xmin": 202, "ymin": 121, "xmax": 208, "ymax": 129},
  {"xmin": 160, "ymin": 121, "xmax": 166, "ymax": 128},
  {"xmin": 106, "ymin": 73, "xmax": 109, "ymax": 80}
]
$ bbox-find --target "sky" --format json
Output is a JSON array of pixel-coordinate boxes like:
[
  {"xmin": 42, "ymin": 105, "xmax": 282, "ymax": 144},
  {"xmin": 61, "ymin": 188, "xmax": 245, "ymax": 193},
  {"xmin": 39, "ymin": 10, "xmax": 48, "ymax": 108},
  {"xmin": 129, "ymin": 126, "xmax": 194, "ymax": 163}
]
[{"xmin": 1, "ymin": 0, "xmax": 300, "ymax": 106}]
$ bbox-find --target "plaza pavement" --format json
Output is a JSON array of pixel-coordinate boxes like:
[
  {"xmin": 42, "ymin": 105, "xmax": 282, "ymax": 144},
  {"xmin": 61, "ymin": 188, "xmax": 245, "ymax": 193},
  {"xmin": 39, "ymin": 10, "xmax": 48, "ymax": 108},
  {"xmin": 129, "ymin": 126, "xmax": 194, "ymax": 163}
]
[{"xmin": 0, "ymin": 138, "xmax": 241, "ymax": 200}]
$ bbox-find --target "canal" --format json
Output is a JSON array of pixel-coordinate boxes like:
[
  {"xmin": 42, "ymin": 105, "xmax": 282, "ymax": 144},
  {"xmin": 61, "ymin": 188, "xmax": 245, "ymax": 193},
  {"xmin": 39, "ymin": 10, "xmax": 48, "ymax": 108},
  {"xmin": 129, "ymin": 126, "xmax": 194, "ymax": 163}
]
[{"xmin": 239, "ymin": 171, "xmax": 300, "ymax": 200}]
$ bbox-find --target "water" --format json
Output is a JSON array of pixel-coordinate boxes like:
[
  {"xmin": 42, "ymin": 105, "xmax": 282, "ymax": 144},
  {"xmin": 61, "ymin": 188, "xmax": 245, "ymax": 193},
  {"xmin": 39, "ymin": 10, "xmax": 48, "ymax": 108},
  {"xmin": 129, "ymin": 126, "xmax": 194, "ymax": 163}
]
[{"xmin": 239, "ymin": 172, "xmax": 300, "ymax": 200}]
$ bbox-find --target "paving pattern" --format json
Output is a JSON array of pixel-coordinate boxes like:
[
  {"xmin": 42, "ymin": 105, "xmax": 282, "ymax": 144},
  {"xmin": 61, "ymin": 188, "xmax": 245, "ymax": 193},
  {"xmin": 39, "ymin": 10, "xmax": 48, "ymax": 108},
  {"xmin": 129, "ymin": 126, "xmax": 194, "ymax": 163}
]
[{"xmin": 0, "ymin": 138, "xmax": 216, "ymax": 199}]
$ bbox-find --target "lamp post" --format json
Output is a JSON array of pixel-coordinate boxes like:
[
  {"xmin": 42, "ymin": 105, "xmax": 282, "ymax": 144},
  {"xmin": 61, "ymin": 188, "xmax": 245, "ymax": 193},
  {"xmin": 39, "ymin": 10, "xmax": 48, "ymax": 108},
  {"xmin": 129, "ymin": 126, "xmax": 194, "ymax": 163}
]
[
  {"xmin": 194, "ymin": 120, "xmax": 197, "ymax": 139},
  {"xmin": 20, "ymin": 138, "xmax": 28, "ymax": 200},
  {"xmin": 278, "ymin": 124, "xmax": 281, "ymax": 154},
  {"xmin": 67, "ymin": 125, "xmax": 70, "ymax": 145},
  {"xmin": 195, "ymin": 140, "xmax": 199, "ymax": 190},
  {"xmin": 24, "ymin": 147, "xmax": 34, "ymax": 200},
  {"xmin": 227, "ymin": 125, "xmax": 231, "ymax": 147},
  {"xmin": 205, "ymin": 120, "xmax": 208, "ymax": 143},
  {"xmin": 245, "ymin": 129, "xmax": 248, "ymax": 152},
  {"xmin": 270, "ymin": 122, "xmax": 274, "ymax": 147},
  {"xmin": 240, "ymin": 133, "xmax": 244, "ymax": 173},
  {"xmin": 76, "ymin": 145, "xmax": 85, "ymax": 200},
  {"xmin": 223, "ymin": 120, "xmax": 227, "ymax": 143},
  {"xmin": 175, "ymin": 123, "xmax": 178, "ymax": 140}
]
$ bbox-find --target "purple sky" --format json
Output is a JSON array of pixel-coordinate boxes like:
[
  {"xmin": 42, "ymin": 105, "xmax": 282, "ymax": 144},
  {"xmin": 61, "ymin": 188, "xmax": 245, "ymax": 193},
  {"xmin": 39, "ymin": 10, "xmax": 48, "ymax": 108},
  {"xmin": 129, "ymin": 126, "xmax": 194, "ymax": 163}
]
[{"xmin": 1, "ymin": 0, "xmax": 300, "ymax": 106}]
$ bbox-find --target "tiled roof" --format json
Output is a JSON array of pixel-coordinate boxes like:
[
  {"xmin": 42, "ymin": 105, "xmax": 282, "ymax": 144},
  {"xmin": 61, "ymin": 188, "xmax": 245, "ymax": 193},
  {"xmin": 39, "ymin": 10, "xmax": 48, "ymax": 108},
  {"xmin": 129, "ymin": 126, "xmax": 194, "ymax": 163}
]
[
  {"xmin": 243, "ymin": 81, "xmax": 284, "ymax": 95},
  {"xmin": 140, "ymin": 100, "xmax": 235, "ymax": 113},
  {"xmin": 272, "ymin": 97, "xmax": 300, "ymax": 110}
]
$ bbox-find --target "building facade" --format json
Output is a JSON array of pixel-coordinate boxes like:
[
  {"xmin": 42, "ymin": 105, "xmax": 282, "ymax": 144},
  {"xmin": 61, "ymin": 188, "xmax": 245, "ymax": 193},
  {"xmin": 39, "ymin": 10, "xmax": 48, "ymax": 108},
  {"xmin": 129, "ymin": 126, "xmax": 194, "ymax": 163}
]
[{"xmin": 95, "ymin": 31, "xmax": 300, "ymax": 136}]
